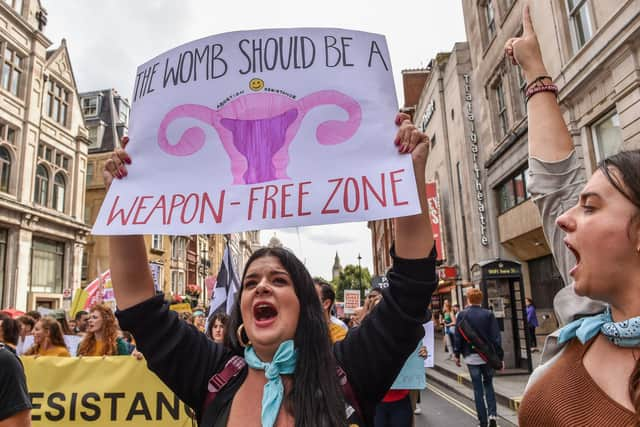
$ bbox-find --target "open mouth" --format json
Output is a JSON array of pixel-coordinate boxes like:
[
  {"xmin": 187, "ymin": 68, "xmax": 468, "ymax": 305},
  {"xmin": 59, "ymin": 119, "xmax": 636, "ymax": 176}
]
[
  {"xmin": 253, "ymin": 302, "xmax": 278, "ymax": 326},
  {"xmin": 565, "ymin": 240, "xmax": 581, "ymax": 276}
]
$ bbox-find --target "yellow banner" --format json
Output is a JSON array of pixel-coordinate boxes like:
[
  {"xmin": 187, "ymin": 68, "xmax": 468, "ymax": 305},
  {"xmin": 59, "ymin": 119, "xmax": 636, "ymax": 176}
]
[
  {"xmin": 169, "ymin": 303, "xmax": 193, "ymax": 313},
  {"xmin": 22, "ymin": 356, "xmax": 195, "ymax": 426}
]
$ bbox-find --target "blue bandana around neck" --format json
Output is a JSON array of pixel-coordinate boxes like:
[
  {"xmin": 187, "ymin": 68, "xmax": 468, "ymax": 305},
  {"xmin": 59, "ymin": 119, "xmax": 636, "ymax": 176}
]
[
  {"xmin": 244, "ymin": 340, "xmax": 298, "ymax": 427},
  {"xmin": 558, "ymin": 306, "xmax": 640, "ymax": 348}
]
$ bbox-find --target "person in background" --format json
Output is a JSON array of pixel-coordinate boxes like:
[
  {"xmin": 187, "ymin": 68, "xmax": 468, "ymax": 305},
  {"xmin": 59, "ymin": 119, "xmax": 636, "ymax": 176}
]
[
  {"xmin": 0, "ymin": 314, "xmax": 20, "ymax": 355},
  {"xmin": 15, "ymin": 316, "xmax": 35, "ymax": 356},
  {"xmin": 0, "ymin": 344, "xmax": 31, "ymax": 426},
  {"xmin": 24, "ymin": 317, "xmax": 70, "ymax": 357},
  {"xmin": 314, "ymin": 280, "xmax": 347, "ymax": 343},
  {"xmin": 74, "ymin": 311, "xmax": 89, "ymax": 335},
  {"xmin": 52, "ymin": 310, "xmax": 73, "ymax": 336},
  {"xmin": 77, "ymin": 304, "xmax": 132, "ymax": 356},
  {"xmin": 25, "ymin": 311, "xmax": 41, "ymax": 322},
  {"xmin": 206, "ymin": 312, "xmax": 228, "ymax": 344},
  {"xmin": 193, "ymin": 310, "xmax": 206, "ymax": 333},
  {"xmin": 525, "ymin": 298, "xmax": 539, "ymax": 352},
  {"xmin": 454, "ymin": 288, "xmax": 503, "ymax": 427},
  {"xmin": 440, "ymin": 300, "xmax": 454, "ymax": 356}
]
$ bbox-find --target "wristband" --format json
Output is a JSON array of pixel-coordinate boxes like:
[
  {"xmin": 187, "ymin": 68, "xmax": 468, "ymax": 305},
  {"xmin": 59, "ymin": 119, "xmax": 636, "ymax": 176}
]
[{"xmin": 526, "ymin": 83, "xmax": 558, "ymax": 103}]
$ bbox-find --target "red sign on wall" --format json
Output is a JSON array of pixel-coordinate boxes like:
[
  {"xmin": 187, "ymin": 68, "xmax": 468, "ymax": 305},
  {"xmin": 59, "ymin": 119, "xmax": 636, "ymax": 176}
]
[{"xmin": 426, "ymin": 182, "xmax": 444, "ymax": 261}]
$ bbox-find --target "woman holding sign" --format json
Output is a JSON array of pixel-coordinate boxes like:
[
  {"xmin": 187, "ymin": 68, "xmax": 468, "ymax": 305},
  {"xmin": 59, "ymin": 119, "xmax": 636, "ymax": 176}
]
[
  {"xmin": 507, "ymin": 5, "xmax": 640, "ymax": 426},
  {"xmin": 104, "ymin": 113, "xmax": 436, "ymax": 427}
]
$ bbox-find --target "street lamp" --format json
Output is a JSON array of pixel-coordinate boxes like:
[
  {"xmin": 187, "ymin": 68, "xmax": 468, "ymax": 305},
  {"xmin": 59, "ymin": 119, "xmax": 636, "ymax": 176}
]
[{"xmin": 357, "ymin": 253, "xmax": 362, "ymax": 298}]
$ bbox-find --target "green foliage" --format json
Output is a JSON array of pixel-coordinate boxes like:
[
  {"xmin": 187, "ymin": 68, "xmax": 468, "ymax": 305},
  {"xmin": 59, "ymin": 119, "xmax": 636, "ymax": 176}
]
[
  {"xmin": 333, "ymin": 264, "xmax": 372, "ymax": 301},
  {"xmin": 312, "ymin": 276, "xmax": 331, "ymax": 285}
]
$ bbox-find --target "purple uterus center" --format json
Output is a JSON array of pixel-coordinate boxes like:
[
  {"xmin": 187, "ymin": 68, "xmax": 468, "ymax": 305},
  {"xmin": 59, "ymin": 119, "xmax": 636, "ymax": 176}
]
[{"xmin": 220, "ymin": 109, "xmax": 298, "ymax": 184}]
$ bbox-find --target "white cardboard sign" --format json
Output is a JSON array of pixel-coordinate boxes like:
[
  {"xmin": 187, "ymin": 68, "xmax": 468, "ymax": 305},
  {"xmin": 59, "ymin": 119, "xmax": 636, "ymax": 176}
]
[{"xmin": 92, "ymin": 28, "xmax": 420, "ymax": 235}]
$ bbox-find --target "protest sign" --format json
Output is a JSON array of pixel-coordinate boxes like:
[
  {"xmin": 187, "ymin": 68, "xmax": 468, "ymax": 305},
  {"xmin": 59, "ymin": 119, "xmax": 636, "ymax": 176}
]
[
  {"xmin": 92, "ymin": 28, "xmax": 419, "ymax": 235},
  {"xmin": 390, "ymin": 343, "xmax": 427, "ymax": 390},
  {"xmin": 343, "ymin": 289, "xmax": 360, "ymax": 314},
  {"xmin": 22, "ymin": 356, "xmax": 193, "ymax": 426},
  {"xmin": 423, "ymin": 321, "xmax": 435, "ymax": 368},
  {"xmin": 169, "ymin": 303, "xmax": 192, "ymax": 313},
  {"xmin": 70, "ymin": 270, "xmax": 115, "ymax": 318}
]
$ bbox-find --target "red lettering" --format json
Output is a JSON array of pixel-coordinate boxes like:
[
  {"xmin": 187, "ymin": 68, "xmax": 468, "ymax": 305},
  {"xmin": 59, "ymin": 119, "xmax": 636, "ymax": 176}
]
[
  {"xmin": 343, "ymin": 177, "xmax": 360, "ymax": 213},
  {"xmin": 362, "ymin": 174, "xmax": 387, "ymax": 209},
  {"xmin": 132, "ymin": 196, "xmax": 153, "ymax": 224},
  {"xmin": 107, "ymin": 196, "xmax": 139, "ymax": 226},
  {"xmin": 297, "ymin": 181, "xmax": 312, "ymax": 216},
  {"xmin": 263, "ymin": 185, "xmax": 278, "ymax": 219},
  {"xmin": 200, "ymin": 191, "xmax": 225, "ymax": 223},
  {"xmin": 167, "ymin": 194, "xmax": 186, "ymax": 222},
  {"xmin": 390, "ymin": 169, "xmax": 409, "ymax": 206},
  {"xmin": 248, "ymin": 186, "xmax": 264, "ymax": 220},
  {"xmin": 144, "ymin": 196, "xmax": 168, "ymax": 224},
  {"xmin": 280, "ymin": 183, "xmax": 294, "ymax": 218},
  {"xmin": 322, "ymin": 178, "xmax": 343, "ymax": 214},
  {"xmin": 181, "ymin": 193, "xmax": 199, "ymax": 224}
]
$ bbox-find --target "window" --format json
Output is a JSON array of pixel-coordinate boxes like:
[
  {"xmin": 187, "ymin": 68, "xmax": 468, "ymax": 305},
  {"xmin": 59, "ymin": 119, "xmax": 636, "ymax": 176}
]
[
  {"xmin": 495, "ymin": 77, "xmax": 508, "ymax": 137},
  {"xmin": 485, "ymin": 0, "xmax": 496, "ymax": 41},
  {"xmin": 52, "ymin": 173, "xmax": 65, "ymax": 212},
  {"xmin": 430, "ymin": 135, "xmax": 436, "ymax": 149},
  {"xmin": 566, "ymin": 0, "xmax": 592, "ymax": 50},
  {"xmin": 84, "ymin": 205, "xmax": 92, "ymax": 224},
  {"xmin": 3, "ymin": 0, "xmax": 23, "ymax": 14},
  {"xmin": 152, "ymin": 234, "xmax": 164, "ymax": 250},
  {"xmin": 0, "ymin": 147, "xmax": 10, "ymax": 193},
  {"xmin": 118, "ymin": 100, "xmax": 129, "ymax": 124},
  {"xmin": 45, "ymin": 79, "xmax": 70, "ymax": 126},
  {"xmin": 86, "ymin": 162, "xmax": 94, "ymax": 185},
  {"xmin": 1, "ymin": 45, "xmax": 23, "ymax": 97},
  {"xmin": 82, "ymin": 96, "xmax": 99, "ymax": 117},
  {"xmin": 88, "ymin": 126, "xmax": 98, "ymax": 147},
  {"xmin": 0, "ymin": 123, "xmax": 17, "ymax": 144},
  {"xmin": 498, "ymin": 167, "xmax": 530, "ymax": 213},
  {"xmin": 34, "ymin": 164, "xmax": 48, "ymax": 206},
  {"xmin": 31, "ymin": 238, "xmax": 65, "ymax": 294},
  {"xmin": 172, "ymin": 237, "xmax": 186, "ymax": 261},
  {"xmin": 592, "ymin": 111, "xmax": 623, "ymax": 162},
  {"xmin": 171, "ymin": 270, "xmax": 185, "ymax": 295},
  {"xmin": 81, "ymin": 250, "xmax": 88, "ymax": 281}
]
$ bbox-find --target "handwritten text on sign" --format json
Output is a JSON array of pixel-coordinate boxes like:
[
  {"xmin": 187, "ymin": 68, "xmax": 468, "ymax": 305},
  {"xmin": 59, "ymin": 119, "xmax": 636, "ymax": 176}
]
[{"xmin": 92, "ymin": 28, "xmax": 419, "ymax": 235}]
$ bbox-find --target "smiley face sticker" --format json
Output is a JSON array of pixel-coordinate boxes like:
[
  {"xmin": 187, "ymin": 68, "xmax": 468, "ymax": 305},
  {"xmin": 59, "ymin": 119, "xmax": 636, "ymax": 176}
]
[{"xmin": 249, "ymin": 78, "xmax": 264, "ymax": 91}]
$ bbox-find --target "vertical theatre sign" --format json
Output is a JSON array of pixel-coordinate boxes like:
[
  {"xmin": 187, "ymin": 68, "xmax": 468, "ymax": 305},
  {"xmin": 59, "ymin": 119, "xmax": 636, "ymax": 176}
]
[{"xmin": 463, "ymin": 75, "xmax": 489, "ymax": 246}]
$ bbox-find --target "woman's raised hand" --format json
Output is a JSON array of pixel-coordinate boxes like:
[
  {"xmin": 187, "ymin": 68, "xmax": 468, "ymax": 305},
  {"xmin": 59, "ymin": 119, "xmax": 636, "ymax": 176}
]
[
  {"xmin": 394, "ymin": 112, "xmax": 429, "ymax": 173},
  {"xmin": 103, "ymin": 136, "xmax": 132, "ymax": 190},
  {"xmin": 504, "ymin": 5, "xmax": 548, "ymax": 81}
]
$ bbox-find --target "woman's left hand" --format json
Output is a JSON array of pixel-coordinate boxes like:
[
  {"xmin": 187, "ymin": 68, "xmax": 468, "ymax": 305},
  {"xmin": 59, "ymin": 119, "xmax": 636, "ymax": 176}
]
[
  {"xmin": 419, "ymin": 346, "xmax": 428, "ymax": 359},
  {"xmin": 394, "ymin": 112, "xmax": 430, "ymax": 171}
]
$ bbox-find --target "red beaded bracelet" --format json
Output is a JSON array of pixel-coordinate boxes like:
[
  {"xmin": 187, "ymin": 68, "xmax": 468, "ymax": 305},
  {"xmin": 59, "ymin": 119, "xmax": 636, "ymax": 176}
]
[{"xmin": 525, "ymin": 83, "xmax": 558, "ymax": 103}]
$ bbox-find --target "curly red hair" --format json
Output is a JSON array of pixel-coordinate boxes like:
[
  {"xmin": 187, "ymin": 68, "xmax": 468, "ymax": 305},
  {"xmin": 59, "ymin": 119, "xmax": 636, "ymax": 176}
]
[{"xmin": 77, "ymin": 304, "xmax": 119, "ymax": 356}]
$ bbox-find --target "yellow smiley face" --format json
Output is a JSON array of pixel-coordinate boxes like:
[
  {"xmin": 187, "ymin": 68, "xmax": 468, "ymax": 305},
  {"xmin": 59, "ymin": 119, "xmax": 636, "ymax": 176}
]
[{"xmin": 249, "ymin": 78, "xmax": 264, "ymax": 91}]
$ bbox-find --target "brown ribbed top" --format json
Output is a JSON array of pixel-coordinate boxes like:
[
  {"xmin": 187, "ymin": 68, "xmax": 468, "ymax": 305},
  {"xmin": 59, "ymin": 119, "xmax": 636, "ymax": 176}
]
[{"xmin": 519, "ymin": 338, "xmax": 636, "ymax": 427}]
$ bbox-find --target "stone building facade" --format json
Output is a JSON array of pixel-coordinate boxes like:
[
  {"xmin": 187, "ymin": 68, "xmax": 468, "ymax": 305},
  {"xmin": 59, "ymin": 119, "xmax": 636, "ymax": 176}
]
[{"xmin": 0, "ymin": 0, "xmax": 90, "ymax": 310}]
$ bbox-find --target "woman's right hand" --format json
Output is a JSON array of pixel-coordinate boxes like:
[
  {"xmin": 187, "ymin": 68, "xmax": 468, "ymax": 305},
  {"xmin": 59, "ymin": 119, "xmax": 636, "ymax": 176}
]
[
  {"xmin": 102, "ymin": 136, "xmax": 132, "ymax": 190},
  {"xmin": 504, "ymin": 5, "xmax": 548, "ymax": 82}
]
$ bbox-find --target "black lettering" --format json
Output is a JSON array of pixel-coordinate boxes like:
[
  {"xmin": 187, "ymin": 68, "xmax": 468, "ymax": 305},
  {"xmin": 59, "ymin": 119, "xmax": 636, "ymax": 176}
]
[
  {"xmin": 211, "ymin": 43, "xmax": 227, "ymax": 78},
  {"xmin": 146, "ymin": 62, "xmax": 159, "ymax": 94},
  {"xmin": 368, "ymin": 40, "xmax": 389, "ymax": 71},
  {"xmin": 238, "ymin": 39, "xmax": 252, "ymax": 75},
  {"xmin": 264, "ymin": 37, "xmax": 278, "ymax": 70},
  {"xmin": 163, "ymin": 57, "xmax": 180, "ymax": 87},
  {"xmin": 340, "ymin": 37, "xmax": 354, "ymax": 66},
  {"xmin": 81, "ymin": 393, "xmax": 101, "ymax": 421},
  {"xmin": 179, "ymin": 50, "xmax": 195, "ymax": 83},
  {"xmin": 45, "ymin": 392, "xmax": 65, "ymax": 422},
  {"xmin": 195, "ymin": 45, "xmax": 210, "ymax": 79},
  {"xmin": 104, "ymin": 392, "xmax": 125, "ymax": 420},
  {"xmin": 324, "ymin": 35, "xmax": 340, "ymax": 67},
  {"xmin": 301, "ymin": 36, "xmax": 316, "ymax": 68},
  {"xmin": 279, "ymin": 36, "xmax": 294, "ymax": 69},
  {"xmin": 69, "ymin": 392, "xmax": 77, "ymax": 421},
  {"xmin": 126, "ymin": 392, "xmax": 152, "ymax": 421},
  {"xmin": 29, "ymin": 392, "xmax": 44, "ymax": 421},
  {"xmin": 156, "ymin": 392, "xmax": 180, "ymax": 420}
]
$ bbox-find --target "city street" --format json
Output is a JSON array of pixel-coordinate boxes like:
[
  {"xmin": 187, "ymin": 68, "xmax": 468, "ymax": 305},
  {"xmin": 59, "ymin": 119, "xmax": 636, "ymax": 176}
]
[{"xmin": 415, "ymin": 384, "xmax": 518, "ymax": 427}]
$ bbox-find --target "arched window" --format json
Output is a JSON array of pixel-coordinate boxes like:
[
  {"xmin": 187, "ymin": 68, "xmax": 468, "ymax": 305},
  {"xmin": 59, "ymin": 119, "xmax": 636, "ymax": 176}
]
[
  {"xmin": 0, "ymin": 147, "xmax": 11, "ymax": 193},
  {"xmin": 34, "ymin": 164, "xmax": 48, "ymax": 206},
  {"xmin": 52, "ymin": 173, "xmax": 66, "ymax": 212}
]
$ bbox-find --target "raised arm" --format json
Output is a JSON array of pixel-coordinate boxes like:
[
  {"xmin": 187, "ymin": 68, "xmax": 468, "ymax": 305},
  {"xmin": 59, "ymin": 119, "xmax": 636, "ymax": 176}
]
[
  {"xmin": 506, "ymin": 5, "xmax": 573, "ymax": 162},
  {"xmin": 102, "ymin": 137, "xmax": 155, "ymax": 309},
  {"xmin": 394, "ymin": 112, "xmax": 434, "ymax": 258}
]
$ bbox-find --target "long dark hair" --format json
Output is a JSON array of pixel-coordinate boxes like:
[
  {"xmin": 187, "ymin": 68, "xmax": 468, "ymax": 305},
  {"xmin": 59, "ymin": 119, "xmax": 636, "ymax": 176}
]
[
  {"xmin": 226, "ymin": 247, "xmax": 346, "ymax": 427},
  {"xmin": 599, "ymin": 149, "xmax": 640, "ymax": 423}
]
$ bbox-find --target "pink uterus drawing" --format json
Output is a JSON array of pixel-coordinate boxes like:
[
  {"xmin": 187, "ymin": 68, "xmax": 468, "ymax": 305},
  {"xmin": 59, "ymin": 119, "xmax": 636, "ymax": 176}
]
[{"xmin": 157, "ymin": 90, "xmax": 362, "ymax": 184}]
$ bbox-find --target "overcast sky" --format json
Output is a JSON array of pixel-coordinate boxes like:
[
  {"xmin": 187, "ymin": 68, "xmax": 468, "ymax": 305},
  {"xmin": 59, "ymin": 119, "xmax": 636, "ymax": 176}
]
[{"xmin": 44, "ymin": 0, "xmax": 466, "ymax": 280}]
